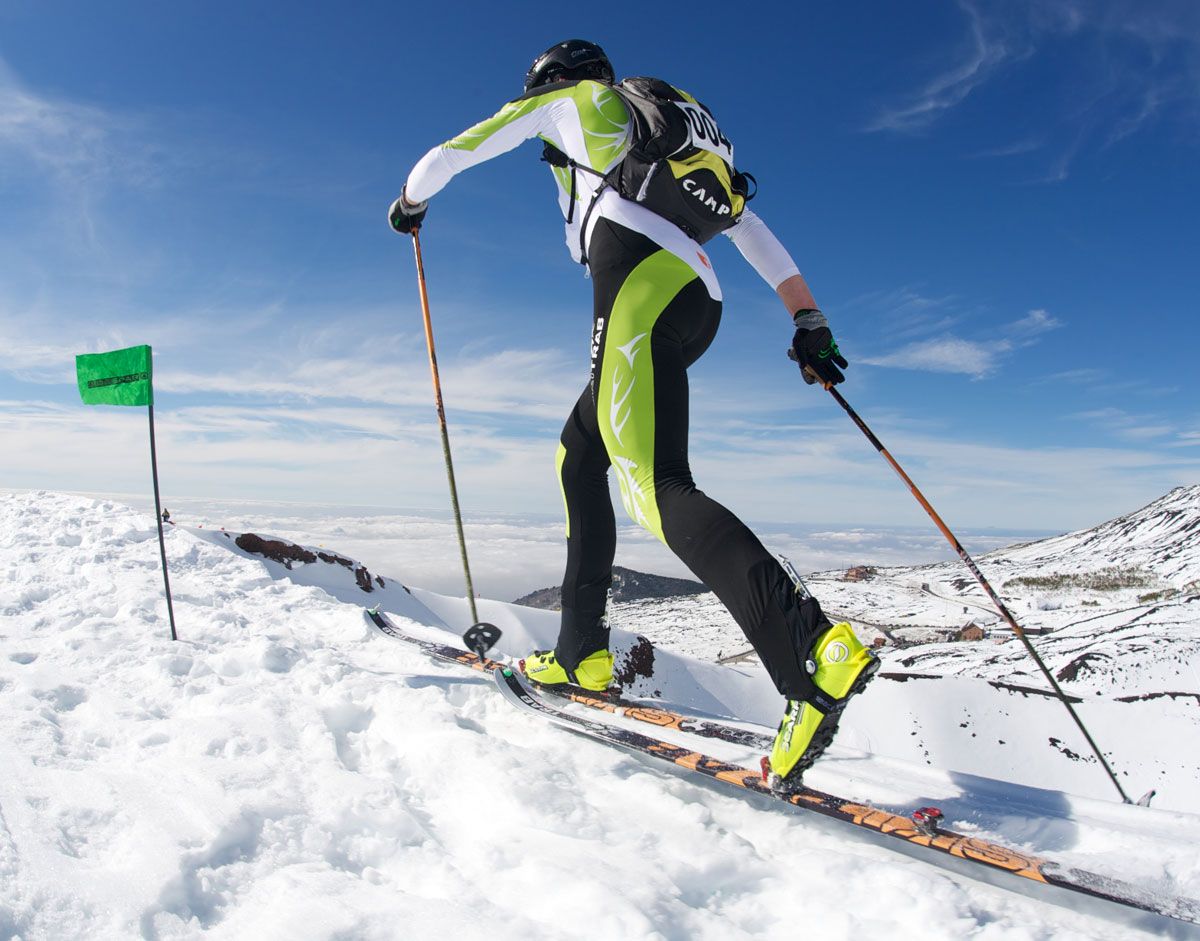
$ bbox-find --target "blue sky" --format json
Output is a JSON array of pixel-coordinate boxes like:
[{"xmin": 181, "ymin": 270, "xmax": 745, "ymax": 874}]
[{"xmin": 1, "ymin": 0, "xmax": 1197, "ymax": 538}]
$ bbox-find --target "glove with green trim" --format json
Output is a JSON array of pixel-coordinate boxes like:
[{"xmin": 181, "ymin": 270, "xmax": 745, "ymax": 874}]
[
  {"xmin": 790, "ymin": 310, "xmax": 848, "ymax": 386},
  {"xmin": 388, "ymin": 187, "xmax": 427, "ymax": 234}
]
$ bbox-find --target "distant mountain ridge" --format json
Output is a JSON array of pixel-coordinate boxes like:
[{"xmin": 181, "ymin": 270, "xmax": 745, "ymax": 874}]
[
  {"xmin": 986, "ymin": 484, "xmax": 1200, "ymax": 586},
  {"xmin": 513, "ymin": 565, "xmax": 708, "ymax": 608},
  {"xmin": 609, "ymin": 486, "xmax": 1200, "ymax": 691}
]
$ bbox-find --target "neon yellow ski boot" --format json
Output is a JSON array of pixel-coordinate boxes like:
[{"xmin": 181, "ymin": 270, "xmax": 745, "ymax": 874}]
[
  {"xmin": 519, "ymin": 648, "xmax": 614, "ymax": 692},
  {"xmin": 765, "ymin": 621, "xmax": 878, "ymax": 791}
]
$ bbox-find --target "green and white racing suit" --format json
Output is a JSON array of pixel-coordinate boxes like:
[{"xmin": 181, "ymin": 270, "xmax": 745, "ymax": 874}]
[{"xmin": 405, "ymin": 80, "xmax": 824, "ymax": 700}]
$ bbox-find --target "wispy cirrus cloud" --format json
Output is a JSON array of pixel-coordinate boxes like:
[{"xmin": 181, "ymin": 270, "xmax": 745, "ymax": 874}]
[
  {"xmin": 0, "ymin": 55, "xmax": 189, "ymax": 231},
  {"xmin": 862, "ymin": 337, "xmax": 1002, "ymax": 377},
  {"xmin": 1008, "ymin": 308, "xmax": 1063, "ymax": 337},
  {"xmin": 0, "ymin": 58, "xmax": 125, "ymax": 182},
  {"xmin": 856, "ymin": 299, "xmax": 1063, "ymax": 378},
  {"xmin": 865, "ymin": 0, "xmax": 1016, "ymax": 133},
  {"xmin": 865, "ymin": 0, "xmax": 1200, "ymax": 180},
  {"xmin": 1069, "ymin": 406, "xmax": 1190, "ymax": 443}
]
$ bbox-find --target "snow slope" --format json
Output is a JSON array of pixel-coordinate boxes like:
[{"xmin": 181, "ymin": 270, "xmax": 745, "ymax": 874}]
[
  {"xmin": 1, "ymin": 491, "xmax": 1198, "ymax": 940},
  {"xmin": 615, "ymin": 487, "xmax": 1200, "ymax": 810}
]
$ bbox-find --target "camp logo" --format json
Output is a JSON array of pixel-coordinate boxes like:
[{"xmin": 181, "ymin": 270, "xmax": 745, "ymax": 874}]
[{"xmin": 681, "ymin": 177, "xmax": 732, "ymax": 217}]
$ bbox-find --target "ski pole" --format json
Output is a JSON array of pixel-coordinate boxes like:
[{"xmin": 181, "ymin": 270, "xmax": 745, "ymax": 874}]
[
  {"xmin": 814, "ymin": 375, "xmax": 1133, "ymax": 804},
  {"xmin": 410, "ymin": 228, "xmax": 480, "ymax": 625}
]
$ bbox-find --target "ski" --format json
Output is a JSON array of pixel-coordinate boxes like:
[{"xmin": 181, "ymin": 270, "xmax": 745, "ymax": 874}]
[
  {"xmin": 365, "ymin": 606, "xmax": 769, "ymax": 749},
  {"xmin": 366, "ymin": 606, "xmax": 1199, "ymax": 934},
  {"xmin": 494, "ymin": 665, "xmax": 1200, "ymax": 936}
]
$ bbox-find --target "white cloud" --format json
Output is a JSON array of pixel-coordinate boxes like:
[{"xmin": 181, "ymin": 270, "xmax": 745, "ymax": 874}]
[
  {"xmin": 1068, "ymin": 406, "xmax": 1179, "ymax": 442},
  {"xmin": 971, "ymin": 138, "xmax": 1045, "ymax": 158},
  {"xmin": 0, "ymin": 62, "xmax": 123, "ymax": 181},
  {"xmin": 1008, "ymin": 308, "xmax": 1063, "ymax": 337},
  {"xmin": 861, "ymin": 336, "xmax": 1005, "ymax": 378},
  {"xmin": 858, "ymin": 305, "xmax": 1063, "ymax": 378},
  {"xmin": 865, "ymin": 0, "xmax": 1200, "ymax": 179},
  {"xmin": 866, "ymin": 0, "xmax": 1013, "ymax": 133}
]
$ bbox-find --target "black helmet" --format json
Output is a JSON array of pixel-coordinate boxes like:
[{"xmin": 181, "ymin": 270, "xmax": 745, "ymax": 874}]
[{"xmin": 524, "ymin": 39, "xmax": 614, "ymax": 92}]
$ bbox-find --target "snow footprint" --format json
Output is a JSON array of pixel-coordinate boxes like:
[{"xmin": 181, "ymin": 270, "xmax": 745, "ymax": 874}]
[
  {"xmin": 259, "ymin": 643, "xmax": 300, "ymax": 674},
  {"xmin": 140, "ymin": 811, "xmax": 266, "ymax": 934},
  {"xmin": 34, "ymin": 685, "xmax": 88, "ymax": 714},
  {"xmin": 53, "ymin": 806, "xmax": 123, "ymax": 860},
  {"xmin": 323, "ymin": 703, "xmax": 375, "ymax": 773}
]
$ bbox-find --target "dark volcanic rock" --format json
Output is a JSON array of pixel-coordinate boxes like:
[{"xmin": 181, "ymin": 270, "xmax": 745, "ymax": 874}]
[
  {"xmin": 1055, "ymin": 651, "xmax": 1110, "ymax": 683},
  {"xmin": 614, "ymin": 635, "xmax": 657, "ymax": 691},
  {"xmin": 236, "ymin": 532, "xmax": 379, "ymax": 592},
  {"xmin": 235, "ymin": 533, "xmax": 316, "ymax": 569},
  {"xmin": 512, "ymin": 565, "xmax": 708, "ymax": 609}
]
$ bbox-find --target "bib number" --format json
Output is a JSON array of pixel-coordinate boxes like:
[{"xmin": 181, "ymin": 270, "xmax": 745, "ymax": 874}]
[{"xmin": 677, "ymin": 101, "xmax": 733, "ymax": 163}]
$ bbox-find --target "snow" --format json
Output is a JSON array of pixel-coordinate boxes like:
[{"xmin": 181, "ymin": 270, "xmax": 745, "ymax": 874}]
[
  {"xmin": 2, "ymin": 490, "xmax": 1198, "ymax": 939},
  {"xmin": 616, "ymin": 487, "xmax": 1200, "ymax": 809}
]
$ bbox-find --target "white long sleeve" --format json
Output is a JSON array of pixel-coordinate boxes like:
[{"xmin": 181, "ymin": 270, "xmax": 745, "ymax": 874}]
[{"xmin": 722, "ymin": 208, "xmax": 801, "ymax": 290}]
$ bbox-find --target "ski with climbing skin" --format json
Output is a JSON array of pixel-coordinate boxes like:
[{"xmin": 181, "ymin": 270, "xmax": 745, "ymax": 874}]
[
  {"xmin": 365, "ymin": 606, "xmax": 1200, "ymax": 935},
  {"xmin": 494, "ymin": 665, "xmax": 1200, "ymax": 936},
  {"xmin": 365, "ymin": 606, "xmax": 770, "ymax": 748}
]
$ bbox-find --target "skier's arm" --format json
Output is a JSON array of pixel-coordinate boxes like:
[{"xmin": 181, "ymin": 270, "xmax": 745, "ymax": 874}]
[
  {"xmin": 723, "ymin": 209, "xmax": 817, "ymax": 316},
  {"xmin": 404, "ymin": 89, "xmax": 574, "ymax": 203},
  {"xmin": 776, "ymin": 275, "xmax": 819, "ymax": 320},
  {"xmin": 725, "ymin": 208, "xmax": 846, "ymax": 383}
]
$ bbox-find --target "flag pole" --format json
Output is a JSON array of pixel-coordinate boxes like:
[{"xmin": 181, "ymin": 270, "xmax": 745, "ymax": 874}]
[{"xmin": 147, "ymin": 403, "xmax": 178, "ymax": 641}]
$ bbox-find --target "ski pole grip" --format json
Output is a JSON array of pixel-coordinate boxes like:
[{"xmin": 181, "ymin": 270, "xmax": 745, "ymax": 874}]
[
  {"xmin": 802, "ymin": 365, "xmax": 832, "ymax": 390},
  {"xmin": 786, "ymin": 348, "xmax": 833, "ymax": 390}
]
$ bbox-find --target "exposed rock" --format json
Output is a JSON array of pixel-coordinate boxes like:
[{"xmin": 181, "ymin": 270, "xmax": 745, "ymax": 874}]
[
  {"xmin": 513, "ymin": 565, "xmax": 708, "ymax": 609},
  {"xmin": 236, "ymin": 533, "xmax": 378, "ymax": 592},
  {"xmin": 235, "ymin": 533, "xmax": 316, "ymax": 569},
  {"xmin": 614, "ymin": 635, "xmax": 657, "ymax": 692},
  {"xmin": 1055, "ymin": 651, "xmax": 1110, "ymax": 683}
]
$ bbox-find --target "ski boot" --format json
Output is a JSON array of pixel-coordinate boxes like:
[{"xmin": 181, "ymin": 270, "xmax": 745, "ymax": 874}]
[
  {"xmin": 519, "ymin": 648, "xmax": 614, "ymax": 692},
  {"xmin": 764, "ymin": 621, "xmax": 878, "ymax": 792}
]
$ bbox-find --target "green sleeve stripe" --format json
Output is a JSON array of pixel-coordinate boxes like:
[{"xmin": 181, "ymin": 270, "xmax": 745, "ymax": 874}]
[{"xmin": 446, "ymin": 86, "xmax": 577, "ymax": 152}]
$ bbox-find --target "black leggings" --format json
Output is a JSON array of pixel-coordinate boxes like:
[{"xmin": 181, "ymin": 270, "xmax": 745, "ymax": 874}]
[{"xmin": 554, "ymin": 218, "xmax": 811, "ymax": 699}]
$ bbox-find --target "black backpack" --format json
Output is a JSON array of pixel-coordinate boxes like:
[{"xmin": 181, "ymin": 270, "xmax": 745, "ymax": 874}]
[{"xmin": 544, "ymin": 77, "xmax": 756, "ymax": 263}]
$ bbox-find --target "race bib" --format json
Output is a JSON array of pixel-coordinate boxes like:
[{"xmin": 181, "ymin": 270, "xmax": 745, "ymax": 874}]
[{"xmin": 676, "ymin": 101, "xmax": 734, "ymax": 164}]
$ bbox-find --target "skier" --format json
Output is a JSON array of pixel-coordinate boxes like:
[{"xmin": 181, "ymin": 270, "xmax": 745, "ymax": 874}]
[{"xmin": 390, "ymin": 39, "xmax": 877, "ymax": 787}]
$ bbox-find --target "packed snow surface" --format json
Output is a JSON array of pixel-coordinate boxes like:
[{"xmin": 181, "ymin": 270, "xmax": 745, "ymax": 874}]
[{"xmin": 1, "ymin": 491, "xmax": 1198, "ymax": 940}]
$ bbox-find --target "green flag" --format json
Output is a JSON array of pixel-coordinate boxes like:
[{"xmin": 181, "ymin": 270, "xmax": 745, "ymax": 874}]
[{"xmin": 76, "ymin": 345, "xmax": 153, "ymax": 406}]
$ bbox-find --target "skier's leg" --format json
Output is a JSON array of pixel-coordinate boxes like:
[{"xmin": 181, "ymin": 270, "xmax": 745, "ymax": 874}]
[
  {"xmin": 587, "ymin": 219, "xmax": 876, "ymax": 782},
  {"xmin": 591, "ymin": 264, "xmax": 817, "ymax": 696},
  {"xmin": 553, "ymin": 386, "xmax": 616, "ymax": 672}
]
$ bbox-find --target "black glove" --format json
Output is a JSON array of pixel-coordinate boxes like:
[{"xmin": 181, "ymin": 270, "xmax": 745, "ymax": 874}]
[
  {"xmin": 790, "ymin": 316, "xmax": 848, "ymax": 386},
  {"xmin": 388, "ymin": 188, "xmax": 428, "ymax": 234}
]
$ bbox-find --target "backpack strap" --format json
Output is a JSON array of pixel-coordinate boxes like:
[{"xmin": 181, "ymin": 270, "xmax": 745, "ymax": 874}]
[
  {"xmin": 733, "ymin": 170, "xmax": 757, "ymax": 202},
  {"xmin": 541, "ymin": 141, "xmax": 610, "ymax": 267}
]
